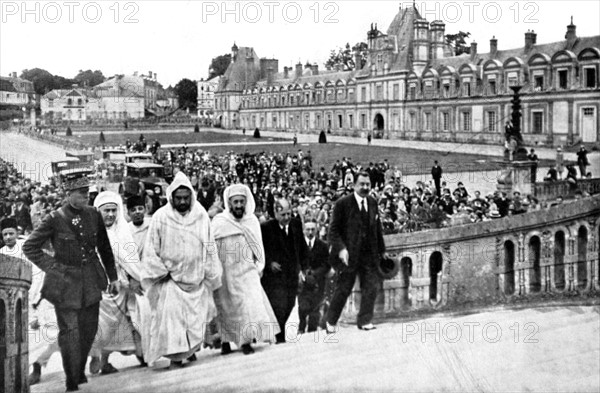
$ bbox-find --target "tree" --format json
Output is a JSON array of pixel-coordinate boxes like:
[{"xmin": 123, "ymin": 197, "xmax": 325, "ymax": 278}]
[
  {"xmin": 74, "ymin": 69, "xmax": 105, "ymax": 87},
  {"xmin": 445, "ymin": 31, "xmax": 471, "ymax": 56},
  {"xmin": 324, "ymin": 42, "xmax": 368, "ymax": 71},
  {"xmin": 208, "ymin": 54, "xmax": 232, "ymax": 79},
  {"xmin": 99, "ymin": 131, "xmax": 106, "ymax": 144},
  {"xmin": 174, "ymin": 78, "xmax": 197, "ymax": 111},
  {"xmin": 20, "ymin": 68, "xmax": 55, "ymax": 95},
  {"xmin": 20, "ymin": 68, "xmax": 76, "ymax": 94}
]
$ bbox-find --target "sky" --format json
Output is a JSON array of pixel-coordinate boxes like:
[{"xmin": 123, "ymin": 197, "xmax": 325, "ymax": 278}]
[{"xmin": 1, "ymin": 0, "xmax": 599, "ymax": 87}]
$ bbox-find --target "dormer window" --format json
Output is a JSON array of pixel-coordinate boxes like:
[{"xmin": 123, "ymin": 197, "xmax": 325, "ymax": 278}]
[
  {"xmin": 558, "ymin": 70, "xmax": 568, "ymax": 89},
  {"xmin": 584, "ymin": 67, "xmax": 596, "ymax": 88}
]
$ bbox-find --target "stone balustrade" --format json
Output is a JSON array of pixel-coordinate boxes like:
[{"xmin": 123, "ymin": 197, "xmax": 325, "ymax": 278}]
[{"xmin": 341, "ymin": 195, "xmax": 600, "ymax": 322}]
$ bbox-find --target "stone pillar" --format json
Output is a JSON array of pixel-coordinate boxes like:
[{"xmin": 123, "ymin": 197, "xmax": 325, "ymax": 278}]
[
  {"xmin": 0, "ymin": 254, "xmax": 32, "ymax": 393},
  {"xmin": 497, "ymin": 159, "xmax": 537, "ymax": 196}
]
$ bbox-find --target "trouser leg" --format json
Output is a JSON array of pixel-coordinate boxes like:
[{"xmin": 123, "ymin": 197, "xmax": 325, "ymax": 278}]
[
  {"xmin": 326, "ymin": 270, "xmax": 357, "ymax": 326},
  {"xmin": 55, "ymin": 308, "xmax": 81, "ymax": 389},
  {"xmin": 357, "ymin": 262, "xmax": 381, "ymax": 327},
  {"xmin": 78, "ymin": 303, "xmax": 99, "ymax": 379}
]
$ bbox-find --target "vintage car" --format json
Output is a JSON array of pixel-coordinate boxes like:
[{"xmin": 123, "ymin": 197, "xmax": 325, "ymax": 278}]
[
  {"xmin": 101, "ymin": 149, "xmax": 127, "ymax": 163},
  {"xmin": 125, "ymin": 153, "xmax": 154, "ymax": 165},
  {"xmin": 50, "ymin": 157, "xmax": 83, "ymax": 177},
  {"xmin": 66, "ymin": 151, "xmax": 95, "ymax": 165},
  {"xmin": 119, "ymin": 163, "xmax": 169, "ymax": 214}
]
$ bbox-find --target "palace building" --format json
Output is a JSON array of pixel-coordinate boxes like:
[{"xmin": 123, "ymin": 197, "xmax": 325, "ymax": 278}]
[{"xmin": 214, "ymin": 6, "xmax": 600, "ymax": 146}]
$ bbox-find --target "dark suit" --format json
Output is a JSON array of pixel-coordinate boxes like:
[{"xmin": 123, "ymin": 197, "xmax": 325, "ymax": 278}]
[
  {"xmin": 23, "ymin": 203, "xmax": 117, "ymax": 390},
  {"xmin": 298, "ymin": 237, "xmax": 330, "ymax": 333},
  {"xmin": 326, "ymin": 193, "xmax": 385, "ymax": 327},
  {"xmin": 261, "ymin": 218, "xmax": 308, "ymax": 342},
  {"xmin": 431, "ymin": 165, "xmax": 443, "ymax": 197}
]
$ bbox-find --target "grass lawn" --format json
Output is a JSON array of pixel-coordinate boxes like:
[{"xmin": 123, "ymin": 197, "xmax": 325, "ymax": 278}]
[{"xmin": 67, "ymin": 130, "xmax": 550, "ymax": 175}]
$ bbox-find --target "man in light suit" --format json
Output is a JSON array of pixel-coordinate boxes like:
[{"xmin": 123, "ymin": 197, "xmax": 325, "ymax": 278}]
[{"xmin": 326, "ymin": 171, "xmax": 388, "ymax": 332}]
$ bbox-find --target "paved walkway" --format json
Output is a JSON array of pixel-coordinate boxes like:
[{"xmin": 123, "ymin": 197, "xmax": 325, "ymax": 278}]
[{"xmin": 30, "ymin": 304, "xmax": 600, "ymax": 393}]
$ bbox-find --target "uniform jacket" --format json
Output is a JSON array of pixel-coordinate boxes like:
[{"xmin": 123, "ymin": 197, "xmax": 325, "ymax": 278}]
[
  {"xmin": 261, "ymin": 218, "xmax": 308, "ymax": 288},
  {"xmin": 328, "ymin": 193, "xmax": 385, "ymax": 271},
  {"xmin": 23, "ymin": 204, "xmax": 118, "ymax": 309}
]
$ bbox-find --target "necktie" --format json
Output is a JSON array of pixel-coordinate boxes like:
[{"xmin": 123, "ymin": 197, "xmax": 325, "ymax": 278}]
[{"xmin": 361, "ymin": 199, "xmax": 369, "ymax": 224}]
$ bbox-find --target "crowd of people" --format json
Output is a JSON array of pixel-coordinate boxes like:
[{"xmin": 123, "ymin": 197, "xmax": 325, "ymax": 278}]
[{"xmin": 1, "ymin": 135, "xmax": 595, "ymax": 391}]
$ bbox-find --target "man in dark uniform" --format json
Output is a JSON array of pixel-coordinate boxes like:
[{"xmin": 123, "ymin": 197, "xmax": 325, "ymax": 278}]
[
  {"xmin": 23, "ymin": 171, "xmax": 119, "ymax": 392},
  {"xmin": 261, "ymin": 198, "xmax": 308, "ymax": 343},
  {"xmin": 326, "ymin": 171, "xmax": 388, "ymax": 332},
  {"xmin": 297, "ymin": 218, "xmax": 330, "ymax": 334}
]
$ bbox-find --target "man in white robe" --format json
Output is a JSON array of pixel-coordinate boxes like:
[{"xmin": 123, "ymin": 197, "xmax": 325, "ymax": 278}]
[
  {"xmin": 141, "ymin": 172, "xmax": 222, "ymax": 368},
  {"xmin": 212, "ymin": 184, "xmax": 279, "ymax": 355},
  {"xmin": 90, "ymin": 191, "xmax": 143, "ymax": 374}
]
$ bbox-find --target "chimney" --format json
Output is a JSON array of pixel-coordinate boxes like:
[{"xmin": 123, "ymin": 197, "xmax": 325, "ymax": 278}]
[
  {"xmin": 267, "ymin": 67, "xmax": 274, "ymax": 85},
  {"xmin": 354, "ymin": 48, "xmax": 362, "ymax": 70},
  {"xmin": 154, "ymin": 72, "xmax": 157, "ymax": 81},
  {"xmin": 565, "ymin": 16, "xmax": 577, "ymax": 48},
  {"xmin": 310, "ymin": 63, "xmax": 319, "ymax": 76},
  {"xmin": 295, "ymin": 62, "xmax": 303, "ymax": 78},
  {"xmin": 490, "ymin": 36, "xmax": 498, "ymax": 55},
  {"xmin": 148, "ymin": 70, "xmax": 152, "ymax": 79},
  {"xmin": 284, "ymin": 66, "xmax": 289, "ymax": 79},
  {"xmin": 525, "ymin": 30, "xmax": 536, "ymax": 50},
  {"xmin": 470, "ymin": 41, "xmax": 477, "ymax": 60},
  {"xmin": 12, "ymin": 72, "xmax": 17, "ymax": 78}
]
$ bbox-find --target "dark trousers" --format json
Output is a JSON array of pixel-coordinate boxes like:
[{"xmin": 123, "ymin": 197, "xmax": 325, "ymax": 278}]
[
  {"xmin": 434, "ymin": 178, "xmax": 441, "ymax": 197},
  {"xmin": 55, "ymin": 303, "xmax": 100, "ymax": 389},
  {"xmin": 265, "ymin": 283, "xmax": 297, "ymax": 342},
  {"xmin": 327, "ymin": 259, "xmax": 380, "ymax": 327},
  {"xmin": 298, "ymin": 291, "xmax": 324, "ymax": 333}
]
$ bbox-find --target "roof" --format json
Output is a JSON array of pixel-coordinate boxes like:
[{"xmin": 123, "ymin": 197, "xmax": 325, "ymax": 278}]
[
  {"xmin": 218, "ymin": 47, "xmax": 262, "ymax": 91},
  {"xmin": 94, "ymin": 75, "xmax": 146, "ymax": 98},
  {"xmin": 126, "ymin": 163, "xmax": 163, "ymax": 169},
  {"xmin": 0, "ymin": 76, "xmax": 35, "ymax": 94}
]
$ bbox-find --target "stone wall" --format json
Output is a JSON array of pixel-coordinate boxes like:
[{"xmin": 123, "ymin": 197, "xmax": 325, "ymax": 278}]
[
  {"xmin": 341, "ymin": 195, "xmax": 600, "ymax": 322},
  {"xmin": 1, "ymin": 254, "xmax": 32, "ymax": 393}
]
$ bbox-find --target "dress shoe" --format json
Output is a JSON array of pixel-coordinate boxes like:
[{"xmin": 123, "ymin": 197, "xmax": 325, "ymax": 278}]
[
  {"xmin": 100, "ymin": 363, "xmax": 119, "ymax": 375},
  {"xmin": 79, "ymin": 374, "xmax": 88, "ymax": 384},
  {"xmin": 358, "ymin": 323, "xmax": 377, "ymax": 331},
  {"xmin": 325, "ymin": 322, "xmax": 338, "ymax": 334},
  {"xmin": 221, "ymin": 342, "xmax": 232, "ymax": 355},
  {"xmin": 241, "ymin": 344, "xmax": 255, "ymax": 355},
  {"xmin": 187, "ymin": 353, "xmax": 197, "ymax": 362},
  {"xmin": 28, "ymin": 362, "xmax": 41, "ymax": 385},
  {"xmin": 136, "ymin": 355, "xmax": 147, "ymax": 367},
  {"xmin": 89, "ymin": 356, "xmax": 101, "ymax": 375},
  {"xmin": 65, "ymin": 384, "xmax": 79, "ymax": 392},
  {"xmin": 168, "ymin": 360, "xmax": 184, "ymax": 370}
]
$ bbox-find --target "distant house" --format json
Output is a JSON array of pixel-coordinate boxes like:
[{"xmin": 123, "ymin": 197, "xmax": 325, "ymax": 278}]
[
  {"xmin": 156, "ymin": 86, "xmax": 179, "ymax": 115},
  {"xmin": 41, "ymin": 72, "xmax": 162, "ymax": 122},
  {"xmin": 0, "ymin": 72, "xmax": 36, "ymax": 107}
]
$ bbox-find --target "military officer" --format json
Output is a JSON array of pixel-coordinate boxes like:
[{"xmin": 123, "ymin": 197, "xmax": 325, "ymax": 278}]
[{"xmin": 23, "ymin": 171, "xmax": 119, "ymax": 392}]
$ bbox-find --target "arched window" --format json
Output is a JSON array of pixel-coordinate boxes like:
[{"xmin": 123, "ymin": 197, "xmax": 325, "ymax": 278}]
[
  {"xmin": 400, "ymin": 257, "xmax": 413, "ymax": 308},
  {"xmin": 578, "ymin": 226, "xmax": 588, "ymax": 290},
  {"xmin": 15, "ymin": 298, "xmax": 22, "ymax": 392},
  {"xmin": 429, "ymin": 252, "xmax": 443, "ymax": 302},
  {"xmin": 528, "ymin": 236, "xmax": 541, "ymax": 293},
  {"xmin": 554, "ymin": 231, "xmax": 566, "ymax": 290},
  {"xmin": 504, "ymin": 241, "xmax": 515, "ymax": 295},
  {"xmin": 0, "ymin": 299, "xmax": 6, "ymax": 390}
]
